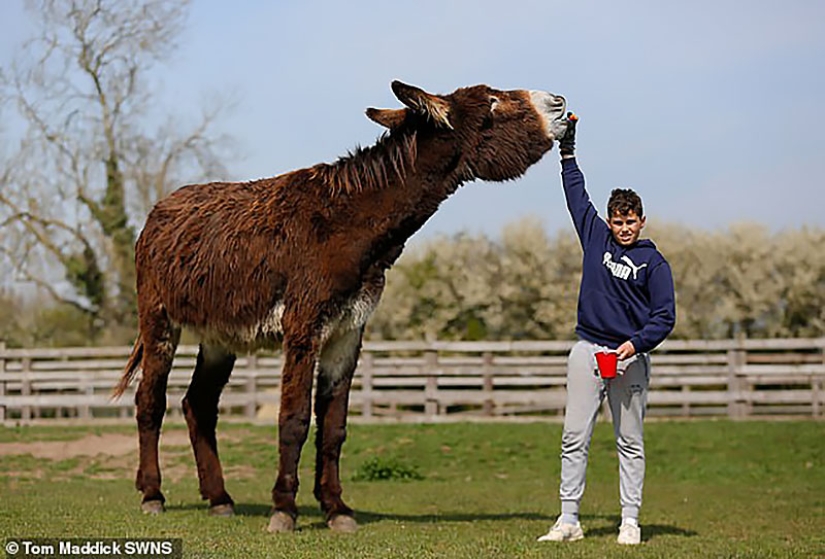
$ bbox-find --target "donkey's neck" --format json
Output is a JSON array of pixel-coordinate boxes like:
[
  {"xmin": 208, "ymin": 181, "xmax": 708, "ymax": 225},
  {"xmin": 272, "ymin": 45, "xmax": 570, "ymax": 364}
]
[
  {"xmin": 346, "ymin": 158, "xmax": 471, "ymax": 258},
  {"xmin": 394, "ymin": 170, "xmax": 468, "ymax": 237},
  {"xmin": 319, "ymin": 130, "xmax": 472, "ymax": 253}
]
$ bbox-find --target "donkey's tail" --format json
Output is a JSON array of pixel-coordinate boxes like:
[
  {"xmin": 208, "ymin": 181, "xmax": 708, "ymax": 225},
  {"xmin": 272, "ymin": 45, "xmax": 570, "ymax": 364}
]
[{"xmin": 113, "ymin": 336, "xmax": 144, "ymax": 398}]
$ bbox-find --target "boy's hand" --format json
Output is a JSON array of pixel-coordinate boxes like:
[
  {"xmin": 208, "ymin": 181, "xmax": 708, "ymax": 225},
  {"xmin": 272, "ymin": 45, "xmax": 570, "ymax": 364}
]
[
  {"xmin": 616, "ymin": 340, "xmax": 636, "ymax": 360},
  {"xmin": 559, "ymin": 112, "xmax": 578, "ymax": 157}
]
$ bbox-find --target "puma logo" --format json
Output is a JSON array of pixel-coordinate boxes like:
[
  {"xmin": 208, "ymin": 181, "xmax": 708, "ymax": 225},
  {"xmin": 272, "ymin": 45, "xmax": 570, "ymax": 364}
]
[
  {"xmin": 603, "ymin": 252, "xmax": 648, "ymax": 281},
  {"xmin": 620, "ymin": 255, "xmax": 648, "ymax": 279}
]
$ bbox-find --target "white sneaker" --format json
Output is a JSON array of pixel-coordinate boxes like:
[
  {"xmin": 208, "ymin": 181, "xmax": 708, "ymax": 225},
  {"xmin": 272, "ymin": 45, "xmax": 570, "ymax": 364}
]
[
  {"xmin": 617, "ymin": 522, "xmax": 641, "ymax": 545},
  {"xmin": 537, "ymin": 517, "xmax": 584, "ymax": 542}
]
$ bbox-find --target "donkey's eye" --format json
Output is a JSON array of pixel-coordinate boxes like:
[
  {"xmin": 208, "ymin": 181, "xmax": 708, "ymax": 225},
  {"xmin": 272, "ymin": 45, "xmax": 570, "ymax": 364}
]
[{"xmin": 489, "ymin": 96, "xmax": 500, "ymax": 112}]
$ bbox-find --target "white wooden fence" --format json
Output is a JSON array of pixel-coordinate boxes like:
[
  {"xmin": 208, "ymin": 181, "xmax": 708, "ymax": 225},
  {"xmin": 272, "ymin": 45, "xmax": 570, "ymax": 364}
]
[{"xmin": 0, "ymin": 338, "xmax": 823, "ymax": 424}]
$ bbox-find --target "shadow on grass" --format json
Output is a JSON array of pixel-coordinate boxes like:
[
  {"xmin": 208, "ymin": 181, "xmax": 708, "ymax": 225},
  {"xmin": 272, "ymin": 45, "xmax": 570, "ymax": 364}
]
[
  {"xmin": 162, "ymin": 503, "xmax": 275, "ymax": 516},
  {"xmin": 163, "ymin": 504, "xmax": 697, "ymax": 542},
  {"xmin": 355, "ymin": 510, "xmax": 552, "ymax": 524},
  {"xmin": 166, "ymin": 502, "xmax": 552, "ymax": 523},
  {"xmin": 580, "ymin": 515, "xmax": 698, "ymax": 542},
  {"xmin": 163, "ymin": 503, "xmax": 328, "ymax": 520}
]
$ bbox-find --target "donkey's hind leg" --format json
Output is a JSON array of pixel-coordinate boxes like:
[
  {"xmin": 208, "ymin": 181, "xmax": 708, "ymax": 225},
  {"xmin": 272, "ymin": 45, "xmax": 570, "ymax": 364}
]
[
  {"xmin": 182, "ymin": 343, "xmax": 236, "ymax": 516},
  {"xmin": 135, "ymin": 314, "xmax": 180, "ymax": 514},
  {"xmin": 313, "ymin": 327, "xmax": 363, "ymax": 533}
]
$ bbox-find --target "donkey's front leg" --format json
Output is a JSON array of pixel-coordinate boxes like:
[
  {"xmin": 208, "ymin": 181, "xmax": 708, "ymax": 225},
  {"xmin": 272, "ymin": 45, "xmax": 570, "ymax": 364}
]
[
  {"xmin": 268, "ymin": 335, "xmax": 318, "ymax": 533},
  {"xmin": 313, "ymin": 327, "xmax": 362, "ymax": 533}
]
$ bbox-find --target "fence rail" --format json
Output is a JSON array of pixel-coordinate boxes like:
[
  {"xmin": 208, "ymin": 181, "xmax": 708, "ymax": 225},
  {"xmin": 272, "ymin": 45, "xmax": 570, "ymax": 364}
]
[{"xmin": 1, "ymin": 338, "xmax": 823, "ymax": 424}]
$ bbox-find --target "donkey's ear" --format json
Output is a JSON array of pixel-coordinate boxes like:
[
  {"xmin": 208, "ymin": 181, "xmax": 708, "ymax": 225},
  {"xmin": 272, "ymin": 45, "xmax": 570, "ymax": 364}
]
[
  {"xmin": 366, "ymin": 107, "xmax": 409, "ymax": 130},
  {"xmin": 390, "ymin": 80, "xmax": 453, "ymax": 129}
]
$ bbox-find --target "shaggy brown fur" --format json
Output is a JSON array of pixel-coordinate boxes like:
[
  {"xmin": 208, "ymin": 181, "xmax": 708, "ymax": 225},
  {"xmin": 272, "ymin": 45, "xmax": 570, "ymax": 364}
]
[{"xmin": 115, "ymin": 80, "xmax": 567, "ymax": 533}]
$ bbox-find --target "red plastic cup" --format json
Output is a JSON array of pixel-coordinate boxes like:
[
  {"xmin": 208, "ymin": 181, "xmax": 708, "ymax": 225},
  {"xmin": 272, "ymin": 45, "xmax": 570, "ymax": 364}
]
[{"xmin": 595, "ymin": 350, "xmax": 618, "ymax": 379}]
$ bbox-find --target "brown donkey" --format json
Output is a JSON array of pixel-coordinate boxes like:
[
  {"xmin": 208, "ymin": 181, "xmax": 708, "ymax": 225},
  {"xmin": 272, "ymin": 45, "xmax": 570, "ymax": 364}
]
[{"xmin": 114, "ymin": 80, "xmax": 568, "ymax": 533}]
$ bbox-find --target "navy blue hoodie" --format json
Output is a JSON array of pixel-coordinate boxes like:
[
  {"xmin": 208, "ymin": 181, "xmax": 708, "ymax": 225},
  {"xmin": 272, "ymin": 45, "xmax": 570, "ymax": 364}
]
[{"xmin": 562, "ymin": 158, "xmax": 676, "ymax": 353}]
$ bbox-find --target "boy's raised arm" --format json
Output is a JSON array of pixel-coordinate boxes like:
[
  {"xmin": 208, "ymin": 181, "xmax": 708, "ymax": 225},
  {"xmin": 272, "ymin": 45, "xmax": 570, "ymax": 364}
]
[{"xmin": 558, "ymin": 114, "xmax": 604, "ymax": 246}]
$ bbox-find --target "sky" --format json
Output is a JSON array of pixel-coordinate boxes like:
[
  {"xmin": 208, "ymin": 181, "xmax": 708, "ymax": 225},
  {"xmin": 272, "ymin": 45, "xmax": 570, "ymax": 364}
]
[{"xmin": 1, "ymin": 0, "xmax": 824, "ymax": 246}]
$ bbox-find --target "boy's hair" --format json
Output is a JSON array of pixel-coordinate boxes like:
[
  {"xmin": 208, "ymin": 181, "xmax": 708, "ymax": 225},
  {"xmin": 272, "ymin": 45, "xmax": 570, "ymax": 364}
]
[{"xmin": 607, "ymin": 188, "xmax": 644, "ymax": 218}]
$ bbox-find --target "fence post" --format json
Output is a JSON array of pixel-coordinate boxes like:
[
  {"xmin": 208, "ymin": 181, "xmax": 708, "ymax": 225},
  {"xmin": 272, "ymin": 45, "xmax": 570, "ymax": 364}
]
[
  {"xmin": 245, "ymin": 354, "xmax": 258, "ymax": 419},
  {"xmin": 424, "ymin": 350, "xmax": 439, "ymax": 418},
  {"xmin": 681, "ymin": 384, "xmax": 691, "ymax": 417},
  {"xmin": 78, "ymin": 347, "xmax": 91, "ymax": 419},
  {"xmin": 482, "ymin": 351, "xmax": 494, "ymax": 416},
  {"xmin": 0, "ymin": 341, "xmax": 5, "ymax": 422},
  {"xmin": 727, "ymin": 340, "xmax": 748, "ymax": 419},
  {"xmin": 815, "ymin": 338, "xmax": 825, "ymax": 418},
  {"xmin": 21, "ymin": 356, "xmax": 32, "ymax": 423},
  {"xmin": 360, "ymin": 351, "xmax": 374, "ymax": 420},
  {"xmin": 79, "ymin": 375, "xmax": 91, "ymax": 420}
]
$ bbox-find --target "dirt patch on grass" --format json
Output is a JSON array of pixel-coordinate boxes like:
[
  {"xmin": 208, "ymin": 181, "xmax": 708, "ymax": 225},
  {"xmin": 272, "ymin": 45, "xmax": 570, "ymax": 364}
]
[
  {"xmin": 0, "ymin": 431, "xmax": 191, "ymax": 460},
  {"xmin": 0, "ymin": 429, "xmax": 263, "ymax": 482}
]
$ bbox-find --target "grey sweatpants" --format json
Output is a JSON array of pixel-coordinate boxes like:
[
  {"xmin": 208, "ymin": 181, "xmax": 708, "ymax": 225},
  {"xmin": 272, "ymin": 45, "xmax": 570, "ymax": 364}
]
[{"xmin": 559, "ymin": 340, "xmax": 650, "ymax": 520}]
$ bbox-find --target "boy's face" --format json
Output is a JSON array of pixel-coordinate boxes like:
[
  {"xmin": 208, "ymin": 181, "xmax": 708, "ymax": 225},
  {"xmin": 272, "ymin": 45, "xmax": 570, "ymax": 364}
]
[{"xmin": 608, "ymin": 210, "xmax": 646, "ymax": 246}]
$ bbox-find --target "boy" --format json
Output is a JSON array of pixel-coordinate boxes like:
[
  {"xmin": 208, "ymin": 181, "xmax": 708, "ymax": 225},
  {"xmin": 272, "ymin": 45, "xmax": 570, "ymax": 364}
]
[{"xmin": 537, "ymin": 114, "xmax": 676, "ymax": 545}]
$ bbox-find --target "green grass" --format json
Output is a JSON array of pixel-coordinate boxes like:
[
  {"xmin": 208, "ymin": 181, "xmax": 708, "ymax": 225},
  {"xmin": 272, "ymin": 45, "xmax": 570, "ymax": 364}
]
[{"xmin": 1, "ymin": 420, "xmax": 823, "ymax": 558}]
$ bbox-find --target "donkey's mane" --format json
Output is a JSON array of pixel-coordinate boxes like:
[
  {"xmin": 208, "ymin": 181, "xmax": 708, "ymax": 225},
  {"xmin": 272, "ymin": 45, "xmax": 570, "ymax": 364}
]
[{"xmin": 310, "ymin": 130, "xmax": 418, "ymax": 195}]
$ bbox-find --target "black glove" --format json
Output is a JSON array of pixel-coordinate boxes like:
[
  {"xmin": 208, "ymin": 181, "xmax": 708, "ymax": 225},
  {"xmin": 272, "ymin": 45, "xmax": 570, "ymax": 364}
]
[{"xmin": 558, "ymin": 112, "xmax": 578, "ymax": 157}]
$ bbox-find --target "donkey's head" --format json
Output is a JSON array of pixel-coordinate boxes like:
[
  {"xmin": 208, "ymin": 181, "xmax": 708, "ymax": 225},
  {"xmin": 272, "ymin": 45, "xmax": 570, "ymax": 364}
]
[{"xmin": 366, "ymin": 80, "xmax": 567, "ymax": 183}]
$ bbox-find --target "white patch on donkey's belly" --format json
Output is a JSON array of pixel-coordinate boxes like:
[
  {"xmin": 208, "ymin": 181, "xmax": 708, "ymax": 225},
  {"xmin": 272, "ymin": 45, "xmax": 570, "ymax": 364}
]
[
  {"xmin": 192, "ymin": 302, "xmax": 285, "ymax": 352},
  {"xmin": 232, "ymin": 301, "xmax": 287, "ymax": 348},
  {"xmin": 193, "ymin": 285, "xmax": 380, "ymax": 354},
  {"xmin": 254, "ymin": 288, "xmax": 380, "ymax": 345},
  {"xmin": 341, "ymin": 289, "xmax": 381, "ymax": 330},
  {"xmin": 257, "ymin": 302, "xmax": 286, "ymax": 338}
]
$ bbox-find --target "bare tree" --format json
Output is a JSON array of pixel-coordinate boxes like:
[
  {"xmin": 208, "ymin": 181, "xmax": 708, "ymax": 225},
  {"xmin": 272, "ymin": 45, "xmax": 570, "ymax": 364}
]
[{"xmin": 0, "ymin": 0, "xmax": 231, "ymax": 342}]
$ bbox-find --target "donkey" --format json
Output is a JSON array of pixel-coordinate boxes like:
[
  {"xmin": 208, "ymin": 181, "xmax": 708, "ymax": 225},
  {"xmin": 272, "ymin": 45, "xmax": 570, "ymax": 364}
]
[{"xmin": 114, "ymin": 80, "xmax": 568, "ymax": 533}]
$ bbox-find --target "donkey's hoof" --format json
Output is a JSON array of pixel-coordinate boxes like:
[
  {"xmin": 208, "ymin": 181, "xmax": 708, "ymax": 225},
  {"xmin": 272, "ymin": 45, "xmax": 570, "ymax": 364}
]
[
  {"xmin": 141, "ymin": 500, "xmax": 165, "ymax": 515},
  {"xmin": 209, "ymin": 503, "xmax": 235, "ymax": 517},
  {"xmin": 267, "ymin": 511, "xmax": 296, "ymax": 533},
  {"xmin": 328, "ymin": 514, "xmax": 358, "ymax": 533}
]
